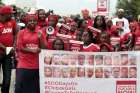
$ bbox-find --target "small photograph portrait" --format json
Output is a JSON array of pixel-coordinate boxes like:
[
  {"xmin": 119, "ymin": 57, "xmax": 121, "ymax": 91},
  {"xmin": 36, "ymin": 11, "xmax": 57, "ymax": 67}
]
[
  {"xmin": 53, "ymin": 67, "xmax": 62, "ymax": 78},
  {"xmin": 78, "ymin": 55, "xmax": 85, "ymax": 65},
  {"xmin": 77, "ymin": 67, "xmax": 85, "ymax": 77},
  {"xmin": 112, "ymin": 67, "xmax": 120, "ymax": 78},
  {"xmin": 61, "ymin": 54, "xmax": 69, "ymax": 65},
  {"xmin": 44, "ymin": 55, "xmax": 52, "ymax": 65},
  {"xmin": 120, "ymin": 67, "xmax": 128, "ymax": 78},
  {"xmin": 121, "ymin": 54, "xmax": 128, "ymax": 65},
  {"xmin": 128, "ymin": 54, "xmax": 137, "ymax": 65},
  {"xmin": 95, "ymin": 67, "xmax": 103, "ymax": 78},
  {"xmin": 104, "ymin": 55, "xmax": 112, "ymax": 65},
  {"xmin": 52, "ymin": 54, "xmax": 61, "ymax": 65},
  {"xmin": 87, "ymin": 55, "xmax": 94, "ymax": 65},
  {"xmin": 104, "ymin": 67, "xmax": 112, "ymax": 78},
  {"xmin": 112, "ymin": 55, "xmax": 120, "ymax": 66},
  {"xmin": 61, "ymin": 68, "xmax": 69, "ymax": 78},
  {"xmin": 44, "ymin": 67, "xmax": 53, "ymax": 77},
  {"xmin": 95, "ymin": 55, "xmax": 103, "ymax": 65},
  {"xmin": 69, "ymin": 55, "xmax": 78, "ymax": 65},
  {"xmin": 69, "ymin": 67, "xmax": 77, "ymax": 78},
  {"xmin": 86, "ymin": 67, "xmax": 94, "ymax": 78},
  {"xmin": 129, "ymin": 67, "xmax": 137, "ymax": 78}
]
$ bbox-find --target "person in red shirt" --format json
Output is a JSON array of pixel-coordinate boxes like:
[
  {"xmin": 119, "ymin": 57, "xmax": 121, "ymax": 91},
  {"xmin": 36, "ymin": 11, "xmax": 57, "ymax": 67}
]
[
  {"xmin": 121, "ymin": 22, "xmax": 136, "ymax": 51},
  {"xmin": 82, "ymin": 30, "xmax": 100, "ymax": 52},
  {"xmin": 0, "ymin": 5, "xmax": 17, "ymax": 93},
  {"xmin": 15, "ymin": 14, "xmax": 46, "ymax": 93},
  {"xmin": 37, "ymin": 9, "xmax": 47, "ymax": 28},
  {"xmin": 81, "ymin": 9, "xmax": 93, "ymax": 27}
]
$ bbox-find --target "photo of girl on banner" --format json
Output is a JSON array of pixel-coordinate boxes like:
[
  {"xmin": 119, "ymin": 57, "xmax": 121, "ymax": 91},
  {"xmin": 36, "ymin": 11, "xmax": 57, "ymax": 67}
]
[
  {"xmin": 95, "ymin": 67, "xmax": 103, "ymax": 78},
  {"xmin": 129, "ymin": 67, "xmax": 137, "ymax": 78},
  {"xmin": 121, "ymin": 54, "xmax": 128, "ymax": 65},
  {"xmin": 53, "ymin": 67, "xmax": 62, "ymax": 78},
  {"xmin": 44, "ymin": 67, "xmax": 53, "ymax": 77},
  {"xmin": 52, "ymin": 54, "xmax": 61, "ymax": 65},
  {"xmin": 128, "ymin": 54, "xmax": 137, "ymax": 65},
  {"xmin": 87, "ymin": 55, "xmax": 94, "ymax": 65},
  {"xmin": 112, "ymin": 55, "xmax": 120, "ymax": 66},
  {"xmin": 104, "ymin": 55, "xmax": 112, "ymax": 65},
  {"xmin": 44, "ymin": 55, "xmax": 52, "ymax": 65},
  {"xmin": 112, "ymin": 67, "xmax": 120, "ymax": 78},
  {"xmin": 103, "ymin": 67, "xmax": 112, "ymax": 78},
  {"xmin": 69, "ymin": 67, "xmax": 77, "ymax": 78},
  {"xmin": 61, "ymin": 67, "xmax": 69, "ymax": 78},
  {"xmin": 61, "ymin": 54, "xmax": 69, "ymax": 65},
  {"xmin": 78, "ymin": 55, "xmax": 85, "ymax": 65},
  {"xmin": 77, "ymin": 67, "xmax": 85, "ymax": 78},
  {"xmin": 120, "ymin": 67, "xmax": 128, "ymax": 78},
  {"xmin": 86, "ymin": 67, "xmax": 94, "ymax": 78},
  {"xmin": 95, "ymin": 55, "xmax": 103, "ymax": 65},
  {"xmin": 69, "ymin": 54, "xmax": 78, "ymax": 65}
]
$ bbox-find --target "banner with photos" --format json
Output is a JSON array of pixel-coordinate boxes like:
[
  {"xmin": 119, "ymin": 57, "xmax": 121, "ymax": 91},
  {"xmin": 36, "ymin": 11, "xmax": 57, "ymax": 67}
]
[{"xmin": 39, "ymin": 50, "xmax": 140, "ymax": 93}]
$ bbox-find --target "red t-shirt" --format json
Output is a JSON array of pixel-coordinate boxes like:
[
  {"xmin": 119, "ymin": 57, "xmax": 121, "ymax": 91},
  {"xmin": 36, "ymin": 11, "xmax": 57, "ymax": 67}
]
[
  {"xmin": 82, "ymin": 43, "xmax": 100, "ymax": 52},
  {"xmin": 0, "ymin": 19, "xmax": 16, "ymax": 47},
  {"xmin": 17, "ymin": 28, "xmax": 45, "ymax": 69},
  {"xmin": 0, "ymin": 19, "xmax": 16, "ymax": 54}
]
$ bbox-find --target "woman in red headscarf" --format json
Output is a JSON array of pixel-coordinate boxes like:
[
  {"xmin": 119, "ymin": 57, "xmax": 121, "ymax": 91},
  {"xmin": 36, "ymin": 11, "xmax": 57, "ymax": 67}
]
[{"xmin": 15, "ymin": 14, "xmax": 46, "ymax": 93}]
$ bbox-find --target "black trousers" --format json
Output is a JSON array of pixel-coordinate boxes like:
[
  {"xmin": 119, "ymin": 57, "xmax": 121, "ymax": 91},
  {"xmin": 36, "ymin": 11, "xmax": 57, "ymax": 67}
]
[
  {"xmin": 0, "ymin": 54, "xmax": 12, "ymax": 93},
  {"xmin": 15, "ymin": 68, "xmax": 40, "ymax": 93}
]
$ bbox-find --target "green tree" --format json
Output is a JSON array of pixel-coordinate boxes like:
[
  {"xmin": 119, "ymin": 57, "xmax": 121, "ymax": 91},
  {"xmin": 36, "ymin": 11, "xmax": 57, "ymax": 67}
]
[{"xmin": 116, "ymin": 0, "xmax": 140, "ymax": 19}]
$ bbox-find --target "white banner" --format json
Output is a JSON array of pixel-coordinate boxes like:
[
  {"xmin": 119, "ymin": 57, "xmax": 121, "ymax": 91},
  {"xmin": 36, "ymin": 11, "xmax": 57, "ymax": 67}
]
[
  {"xmin": 39, "ymin": 50, "xmax": 140, "ymax": 93},
  {"xmin": 97, "ymin": 0, "xmax": 108, "ymax": 12}
]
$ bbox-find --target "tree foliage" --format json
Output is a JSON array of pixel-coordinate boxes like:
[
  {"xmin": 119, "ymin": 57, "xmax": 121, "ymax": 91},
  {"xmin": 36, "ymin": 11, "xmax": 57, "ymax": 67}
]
[{"xmin": 116, "ymin": 0, "xmax": 140, "ymax": 19}]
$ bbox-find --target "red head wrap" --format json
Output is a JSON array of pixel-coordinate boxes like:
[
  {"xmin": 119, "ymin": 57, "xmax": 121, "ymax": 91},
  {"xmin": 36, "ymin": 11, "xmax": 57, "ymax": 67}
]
[{"xmin": 0, "ymin": 5, "xmax": 13, "ymax": 14}]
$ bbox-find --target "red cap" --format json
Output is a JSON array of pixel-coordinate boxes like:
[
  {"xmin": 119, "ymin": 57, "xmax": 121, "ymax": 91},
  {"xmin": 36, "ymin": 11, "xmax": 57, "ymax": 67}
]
[{"xmin": 0, "ymin": 5, "xmax": 13, "ymax": 14}]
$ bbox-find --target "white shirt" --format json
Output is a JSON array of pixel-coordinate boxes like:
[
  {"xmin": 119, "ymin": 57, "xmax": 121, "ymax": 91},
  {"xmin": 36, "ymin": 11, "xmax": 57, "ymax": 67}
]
[{"xmin": 112, "ymin": 17, "xmax": 130, "ymax": 36}]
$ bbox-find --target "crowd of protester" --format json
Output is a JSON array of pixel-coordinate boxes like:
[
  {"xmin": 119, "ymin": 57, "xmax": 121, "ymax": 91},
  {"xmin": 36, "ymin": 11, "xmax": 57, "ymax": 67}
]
[{"xmin": 0, "ymin": 4, "xmax": 140, "ymax": 93}]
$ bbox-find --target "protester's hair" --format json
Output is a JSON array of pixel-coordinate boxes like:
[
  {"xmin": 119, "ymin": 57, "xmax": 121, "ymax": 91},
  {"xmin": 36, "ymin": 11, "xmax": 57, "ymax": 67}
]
[
  {"xmin": 93, "ymin": 15, "xmax": 106, "ymax": 31},
  {"xmin": 52, "ymin": 38, "xmax": 65, "ymax": 50}
]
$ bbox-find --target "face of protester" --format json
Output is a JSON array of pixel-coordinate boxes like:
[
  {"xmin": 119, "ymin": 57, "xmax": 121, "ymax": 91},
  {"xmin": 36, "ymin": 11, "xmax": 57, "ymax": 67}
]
[
  {"xmin": 82, "ymin": 31, "xmax": 90, "ymax": 43},
  {"xmin": 106, "ymin": 19, "xmax": 113, "ymax": 27},
  {"xmin": 53, "ymin": 39, "xmax": 64, "ymax": 50},
  {"xmin": 118, "ymin": 11, "xmax": 124, "ymax": 19},
  {"xmin": 27, "ymin": 17, "xmax": 37, "ymax": 30},
  {"xmin": 81, "ymin": 20, "xmax": 87, "ymax": 28},
  {"xmin": 70, "ymin": 23, "xmax": 78, "ymax": 32},
  {"xmin": 100, "ymin": 46, "xmax": 109, "ymax": 52},
  {"xmin": 38, "ymin": 10, "xmax": 46, "ymax": 21},
  {"xmin": 48, "ymin": 17, "xmax": 57, "ymax": 27},
  {"xmin": 3, "ymin": 13, "xmax": 12, "ymax": 22},
  {"xmin": 96, "ymin": 16, "xmax": 103, "ymax": 27},
  {"xmin": 76, "ymin": 31, "xmax": 83, "ymax": 41}
]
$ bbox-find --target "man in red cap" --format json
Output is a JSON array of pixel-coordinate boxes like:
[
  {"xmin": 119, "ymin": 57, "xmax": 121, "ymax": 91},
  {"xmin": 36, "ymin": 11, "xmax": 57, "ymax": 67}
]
[{"xmin": 0, "ymin": 5, "xmax": 17, "ymax": 93}]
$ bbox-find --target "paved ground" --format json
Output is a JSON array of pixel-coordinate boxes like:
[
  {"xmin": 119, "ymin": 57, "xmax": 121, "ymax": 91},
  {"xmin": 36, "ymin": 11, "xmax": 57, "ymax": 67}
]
[{"xmin": 0, "ymin": 69, "xmax": 15, "ymax": 93}]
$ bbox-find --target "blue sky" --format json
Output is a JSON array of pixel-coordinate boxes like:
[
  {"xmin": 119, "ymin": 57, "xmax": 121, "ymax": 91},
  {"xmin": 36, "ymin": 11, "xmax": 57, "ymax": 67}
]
[{"xmin": 3, "ymin": 0, "xmax": 117, "ymax": 16}]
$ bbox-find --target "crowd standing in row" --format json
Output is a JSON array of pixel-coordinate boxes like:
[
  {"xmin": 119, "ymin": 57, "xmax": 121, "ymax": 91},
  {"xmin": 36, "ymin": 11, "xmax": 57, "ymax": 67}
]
[{"xmin": 0, "ymin": 4, "xmax": 140, "ymax": 93}]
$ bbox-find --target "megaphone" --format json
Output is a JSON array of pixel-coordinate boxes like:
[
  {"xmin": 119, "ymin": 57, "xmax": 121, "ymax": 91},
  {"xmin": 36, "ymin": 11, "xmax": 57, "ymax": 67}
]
[{"xmin": 46, "ymin": 26, "xmax": 55, "ymax": 35}]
